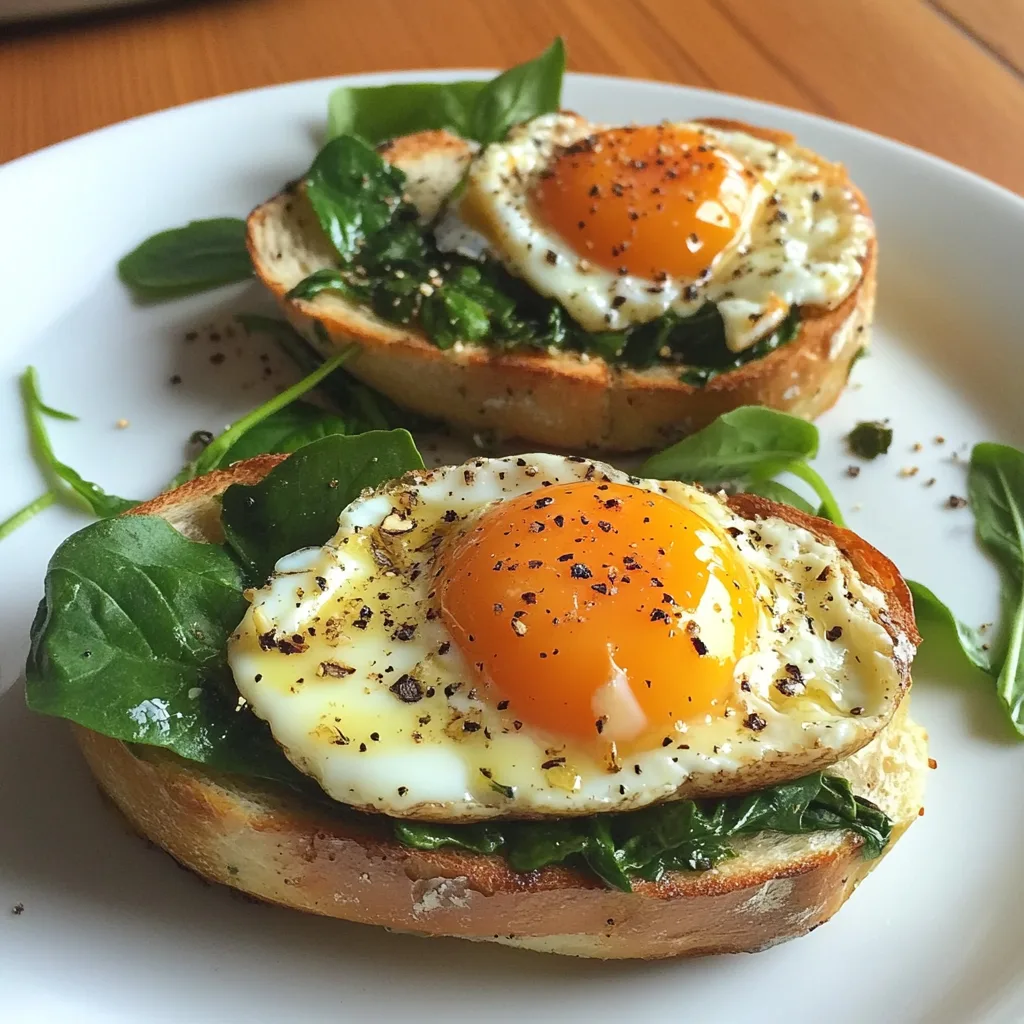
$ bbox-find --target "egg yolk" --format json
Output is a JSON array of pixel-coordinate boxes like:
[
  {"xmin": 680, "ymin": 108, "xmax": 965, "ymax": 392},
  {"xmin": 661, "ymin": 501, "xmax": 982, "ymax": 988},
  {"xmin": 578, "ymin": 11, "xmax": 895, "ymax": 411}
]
[
  {"xmin": 532, "ymin": 124, "xmax": 754, "ymax": 281},
  {"xmin": 438, "ymin": 481, "xmax": 758, "ymax": 752}
]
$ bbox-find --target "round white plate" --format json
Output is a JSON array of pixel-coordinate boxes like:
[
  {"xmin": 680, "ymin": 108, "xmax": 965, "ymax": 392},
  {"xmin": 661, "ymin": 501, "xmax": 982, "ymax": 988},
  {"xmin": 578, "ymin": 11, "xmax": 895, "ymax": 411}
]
[{"xmin": 1, "ymin": 72, "xmax": 1023, "ymax": 1024}]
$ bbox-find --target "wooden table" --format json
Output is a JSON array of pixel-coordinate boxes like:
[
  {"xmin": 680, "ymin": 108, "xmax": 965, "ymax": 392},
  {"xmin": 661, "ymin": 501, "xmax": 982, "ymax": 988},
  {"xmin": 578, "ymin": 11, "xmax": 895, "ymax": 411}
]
[{"xmin": 3, "ymin": 0, "xmax": 1024, "ymax": 194}]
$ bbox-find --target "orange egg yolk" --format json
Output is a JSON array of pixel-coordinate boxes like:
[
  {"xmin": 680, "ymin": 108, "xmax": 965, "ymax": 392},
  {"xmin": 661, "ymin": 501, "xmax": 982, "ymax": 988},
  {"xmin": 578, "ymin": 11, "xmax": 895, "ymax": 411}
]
[
  {"xmin": 532, "ymin": 124, "xmax": 754, "ymax": 281},
  {"xmin": 438, "ymin": 481, "xmax": 758, "ymax": 752}
]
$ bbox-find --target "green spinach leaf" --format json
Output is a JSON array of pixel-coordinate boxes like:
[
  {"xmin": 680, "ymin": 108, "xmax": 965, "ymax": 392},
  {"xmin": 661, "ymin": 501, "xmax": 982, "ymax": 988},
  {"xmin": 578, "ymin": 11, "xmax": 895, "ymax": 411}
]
[
  {"xmin": 743, "ymin": 479, "xmax": 817, "ymax": 515},
  {"xmin": 394, "ymin": 771, "xmax": 891, "ymax": 891},
  {"xmin": 969, "ymin": 443, "xmax": 1024, "ymax": 732},
  {"xmin": 21, "ymin": 367, "xmax": 137, "ymax": 518},
  {"xmin": 117, "ymin": 218, "xmax": 252, "ymax": 300},
  {"xmin": 469, "ymin": 38, "xmax": 566, "ymax": 145},
  {"xmin": 220, "ymin": 430, "xmax": 423, "ymax": 584},
  {"xmin": 908, "ymin": 579, "xmax": 991, "ymax": 673},
  {"xmin": 217, "ymin": 403, "xmax": 350, "ymax": 463},
  {"xmin": 24, "ymin": 514, "xmax": 301, "ymax": 786},
  {"xmin": 304, "ymin": 136, "xmax": 407, "ymax": 263},
  {"xmin": 640, "ymin": 406, "xmax": 819, "ymax": 483},
  {"xmin": 325, "ymin": 39, "xmax": 565, "ymax": 145},
  {"xmin": 175, "ymin": 349, "xmax": 353, "ymax": 485}
]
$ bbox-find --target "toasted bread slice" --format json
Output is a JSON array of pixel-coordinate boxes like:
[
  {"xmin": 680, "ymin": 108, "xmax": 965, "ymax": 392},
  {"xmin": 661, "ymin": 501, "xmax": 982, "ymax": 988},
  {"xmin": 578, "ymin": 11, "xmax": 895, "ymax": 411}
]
[
  {"xmin": 71, "ymin": 454, "xmax": 925, "ymax": 959},
  {"xmin": 248, "ymin": 121, "xmax": 875, "ymax": 452}
]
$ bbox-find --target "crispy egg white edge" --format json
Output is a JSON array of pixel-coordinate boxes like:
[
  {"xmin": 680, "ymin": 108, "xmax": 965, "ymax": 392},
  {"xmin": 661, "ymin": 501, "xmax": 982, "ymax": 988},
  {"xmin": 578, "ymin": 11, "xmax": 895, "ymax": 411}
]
[
  {"xmin": 228, "ymin": 454, "xmax": 908, "ymax": 820},
  {"xmin": 433, "ymin": 113, "xmax": 873, "ymax": 349}
]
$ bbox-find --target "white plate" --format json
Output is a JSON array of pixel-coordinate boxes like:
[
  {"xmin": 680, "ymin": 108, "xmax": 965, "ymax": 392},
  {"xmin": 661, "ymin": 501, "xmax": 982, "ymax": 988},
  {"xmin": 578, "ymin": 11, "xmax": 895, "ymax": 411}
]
[{"xmin": 1, "ymin": 72, "xmax": 1023, "ymax": 1024}]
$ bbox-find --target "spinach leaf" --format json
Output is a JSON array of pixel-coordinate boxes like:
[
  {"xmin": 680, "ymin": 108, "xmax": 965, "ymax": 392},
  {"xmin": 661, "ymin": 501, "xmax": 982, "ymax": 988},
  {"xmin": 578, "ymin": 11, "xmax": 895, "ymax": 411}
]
[
  {"xmin": 743, "ymin": 479, "xmax": 817, "ymax": 515},
  {"xmin": 175, "ymin": 349, "xmax": 353, "ymax": 485},
  {"xmin": 640, "ymin": 406, "xmax": 819, "ymax": 483},
  {"xmin": 24, "ymin": 514, "xmax": 301, "ymax": 786},
  {"xmin": 328, "ymin": 80, "xmax": 487, "ymax": 144},
  {"xmin": 325, "ymin": 39, "xmax": 565, "ymax": 145},
  {"xmin": 217, "ymin": 403, "xmax": 350, "ymax": 464},
  {"xmin": 304, "ymin": 136, "xmax": 407, "ymax": 263},
  {"xmin": 21, "ymin": 367, "xmax": 137, "ymax": 518},
  {"xmin": 969, "ymin": 443, "xmax": 1024, "ymax": 732},
  {"xmin": 469, "ymin": 38, "xmax": 566, "ymax": 145},
  {"xmin": 847, "ymin": 420, "xmax": 893, "ymax": 460},
  {"xmin": 394, "ymin": 771, "xmax": 891, "ymax": 891},
  {"xmin": 220, "ymin": 430, "xmax": 423, "ymax": 584},
  {"xmin": 235, "ymin": 314, "xmax": 432, "ymax": 434},
  {"xmin": 117, "ymin": 218, "xmax": 252, "ymax": 300},
  {"xmin": 908, "ymin": 579, "xmax": 991, "ymax": 673},
  {"xmin": 420, "ymin": 288, "xmax": 492, "ymax": 349},
  {"xmin": 0, "ymin": 491, "xmax": 57, "ymax": 542},
  {"xmin": 285, "ymin": 268, "xmax": 361, "ymax": 302},
  {"xmin": 786, "ymin": 460, "xmax": 846, "ymax": 525}
]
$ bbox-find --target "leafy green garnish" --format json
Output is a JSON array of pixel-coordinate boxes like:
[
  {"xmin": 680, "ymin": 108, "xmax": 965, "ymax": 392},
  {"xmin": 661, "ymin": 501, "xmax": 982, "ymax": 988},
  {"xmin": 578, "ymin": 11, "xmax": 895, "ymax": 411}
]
[
  {"xmin": 25, "ymin": 514, "xmax": 301, "ymax": 786},
  {"xmin": 0, "ymin": 491, "xmax": 57, "ymax": 541},
  {"xmin": 221, "ymin": 429, "xmax": 423, "ymax": 584},
  {"xmin": 215, "ymin": 403, "xmax": 350, "ymax": 465},
  {"xmin": 117, "ymin": 218, "xmax": 252, "ymax": 300},
  {"xmin": 304, "ymin": 135, "xmax": 408, "ymax": 263},
  {"xmin": 847, "ymin": 420, "xmax": 893, "ymax": 460},
  {"xmin": 641, "ymin": 406, "xmax": 845, "ymax": 525},
  {"xmin": 285, "ymin": 268, "xmax": 359, "ymax": 303},
  {"xmin": 908, "ymin": 579, "xmax": 991, "ymax": 673},
  {"xmin": 394, "ymin": 772, "xmax": 891, "ymax": 892},
  {"xmin": 21, "ymin": 367, "xmax": 137, "ymax": 518},
  {"xmin": 968, "ymin": 443, "xmax": 1024, "ymax": 732},
  {"xmin": 173, "ymin": 349, "xmax": 353, "ymax": 485},
  {"xmin": 326, "ymin": 39, "xmax": 565, "ymax": 145}
]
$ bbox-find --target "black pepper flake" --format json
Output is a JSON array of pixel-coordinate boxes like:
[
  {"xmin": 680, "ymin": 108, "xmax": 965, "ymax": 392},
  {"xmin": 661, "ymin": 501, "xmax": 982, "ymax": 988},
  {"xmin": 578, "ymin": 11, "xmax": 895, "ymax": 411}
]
[
  {"xmin": 744, "ymin": 713, "xmax": 767, "ymax": 732},
  {"xmin": 690, "ymin": 636, "xmax": 708, "ymax": 656},
  {"xmin": 553, "ymin": 514, "xmax": 565, "ymax": 527},
  {"xmin": 633, "ymin": 764, "xmax": 642, "ymax": 775},
  {"xmin": 570, "ymin": 563, "xmax": 593, "ymax": 579},
  {"xmin": 393, "ymin": 623, "xmax": 417, "ymax": 642},
  {"xmin": 545, "ymin": 250, "xmax": 558, "ymax": 265},
  {"xmin": 661, "ymin": 736, "xmax": 673, "ymax": 747},
  {"xmin": 947, "ymin": 495, "xmax": 968, "ymax": 509},
  {"xmin": 591, "ymin": 582, "xmax": 608, "ymax": 595},
  {"xmin": 850, "ymin": 706, "xmax": 865, "ymax": 716},
  {"xmin": 369, "ymin": 732, "xmax": 380, "ymax": 742},
  {"xmin": 443, "ymin": 509, "xmax": 458, "ymax": 522},
  {"xmin": 528, "ymin": 559, "xmax": 543, "ymax": 569},
  {"xmin": 463, "ymin": 721, "xmax": 482, "ymax": 733},
  {"xmin": 522, "ymin": 591, "xmax": 537, "ymax": 604},
  {"xmin": 557, "ymin": 552, "xmax": 574, "ymax": 562},
  {"xmin": 497, "ymin": 699, "xmax": 510, "ymax": 710},
  {"xmin": 359, "ymin": 743, "xmax": 367, "ymax": 752},
  {"xmin": 541, "ymin": 757, "xmax": 566, "ymax": 769},
  {"xmin": 534, "ymin": 496, "xmax": 554, "ymax": 509},
  {"xmin": 389, "ymin": 674, "xmax": 423, "ymax": 703},
  {"xmin": 398, "ymin": 786, "xmax": 408, "ymax": 796},
  {"xmin": 825, "ymin": 625, "xmax": 844, "ymax": 641},
  {"xmin": 359, "ymin": 605, "xmax": 373, "ymax": 620},
  {"xmin": 438, "ymin": 641, "xmax": 451, "ymax": 655},
  {"xmin": 597, "ymin": 520, "xmax": 612, "ymax": 533},
  {"xmin": 603, "ymin": 498, "xmax": 621, "ymax": 509},
  {"xmin": 595, "ymin": 716, "xmax": 607, "ymax": 734},
  {"xmin": 650, "ymin": 608, "xmax": 669, "ymax": 623}
]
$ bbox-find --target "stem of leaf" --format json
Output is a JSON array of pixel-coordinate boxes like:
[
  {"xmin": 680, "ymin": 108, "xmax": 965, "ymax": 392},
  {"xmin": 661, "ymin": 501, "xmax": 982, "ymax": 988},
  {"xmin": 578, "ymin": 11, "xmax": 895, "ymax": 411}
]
[
  {"xmin": 187, "ymin": 347, "xmax": 354, "ymax": 480},
  {"xmin": 994, "ymin": 466, "xmax": 1024, "ymax": 727},
  {"xmin": 0, "ymin": 491, "xmax": 57, "ymax": 541},
  {"xmin": 787, "ymin": 461, "xmax": 845, "ymax": 526}
]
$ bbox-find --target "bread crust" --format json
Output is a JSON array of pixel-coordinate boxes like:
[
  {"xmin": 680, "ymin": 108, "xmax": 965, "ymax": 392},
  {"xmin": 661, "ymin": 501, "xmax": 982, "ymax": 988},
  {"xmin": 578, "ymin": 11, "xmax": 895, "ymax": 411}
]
[
  {"xmin": 247, "ymin": 120, "xmax": 875, "ymax": 451},
  {"xmin": 80, "ymin": 452, "xmax": 927, "ymax": 958}
]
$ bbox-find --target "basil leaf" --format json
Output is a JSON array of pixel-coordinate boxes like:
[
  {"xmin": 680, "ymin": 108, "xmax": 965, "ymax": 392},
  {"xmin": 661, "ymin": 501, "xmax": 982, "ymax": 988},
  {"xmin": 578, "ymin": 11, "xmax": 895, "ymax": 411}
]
[
  {"xmin": 220, "ymin": 430, "xmax": 423, "ymax": 584},
  {"xmin": 217, "ymin": 403, "xmax": 350, "ymax": 464},
  {"xmin": 469, "ymin": 38, "xmax": 566, "ymax": 145},
  {"xmin": 908, "ymin": 579, "xmax": 991, "ymax": 673},
  {"xmin": 325, "ymin": 39, "xmax": 565, "ymax": 145},
  {"xmin": 304, "ymin": 136, "xmax": 407, "ymax": 263},
  {"xmin": 24, "ymin": 515, "xmax": 300, "ymax": 786},
  {"xmin": 742, "ymin": 479, "xmax": 816, "ymax": 515},
  {"xmin": 117, "ymin": 218, "xmax": 251, "ymax": 300},
  {"xmin": 969, "ymin": 443, "xmax": 1024, "ymax": 732},
  {"xmin": 21, "ymin": 367, "xmax": 137, "ymax": 518},
  {"xmin": 640, "ymin": 406, "xmax": 819, "ymax": 483}
]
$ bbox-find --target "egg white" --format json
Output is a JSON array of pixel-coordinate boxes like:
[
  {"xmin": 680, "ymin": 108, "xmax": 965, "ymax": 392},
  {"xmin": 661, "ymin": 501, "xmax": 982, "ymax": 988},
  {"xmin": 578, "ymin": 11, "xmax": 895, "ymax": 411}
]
[
  {"xmin": 227, "ymin": 454, "xmax": 909, "ymax": 820},
  {"xmin": 434, "ymin": 113, "xmax": 873, "ymax": 352}
]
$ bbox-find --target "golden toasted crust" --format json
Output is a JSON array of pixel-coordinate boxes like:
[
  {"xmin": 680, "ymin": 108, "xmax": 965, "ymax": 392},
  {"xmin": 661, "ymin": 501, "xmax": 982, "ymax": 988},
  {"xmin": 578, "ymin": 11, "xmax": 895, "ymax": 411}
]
[
  {"xmin": 247, "ymin": 120, "xmax": 875, "ymax": 452},
  {"xmin": 74, "ymin": 453, "xmax": 926, "ymax": 958}
]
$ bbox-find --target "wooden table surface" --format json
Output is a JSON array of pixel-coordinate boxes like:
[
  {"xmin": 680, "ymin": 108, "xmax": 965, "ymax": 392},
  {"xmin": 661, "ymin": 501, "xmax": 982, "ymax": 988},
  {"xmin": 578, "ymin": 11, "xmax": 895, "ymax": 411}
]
[{"xmin": 3, "ymin": 0, "xmax": 1024, "ymax": 194}]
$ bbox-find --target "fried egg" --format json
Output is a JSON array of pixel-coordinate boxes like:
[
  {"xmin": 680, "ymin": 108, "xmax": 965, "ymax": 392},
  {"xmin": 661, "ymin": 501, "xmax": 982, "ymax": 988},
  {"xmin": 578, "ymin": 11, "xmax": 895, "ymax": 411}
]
[
  {"xmin": 434, "ymin": 114, "xmax": 873, "ymax": 352},
  {"xmin": 228, "ymin": 455, "xmax": 911, "ymax": 820}
]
